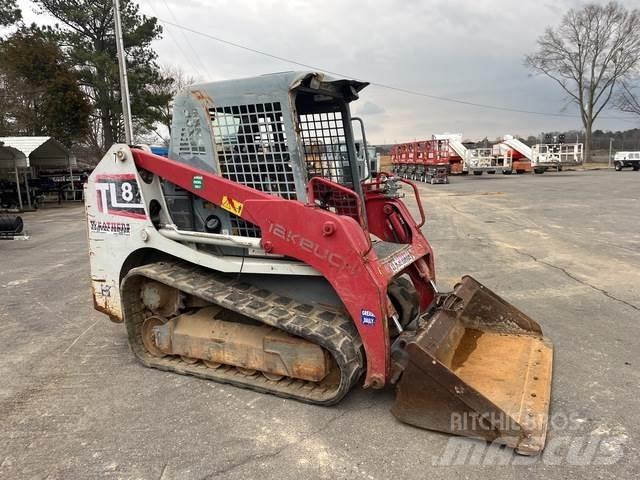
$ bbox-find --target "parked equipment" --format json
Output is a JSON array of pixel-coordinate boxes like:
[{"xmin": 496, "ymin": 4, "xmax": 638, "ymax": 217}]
[
  {"xmin": 37, "ymin": 170, "xmax": 89, "ymax": 202},
  {"xmin": 432, "ymin": 133, "xmax": 465, "ymax": 174},
  {"xmin": 424, "ymin": 165, "xmax": 449, "ymax": 184},
  {"xmin": 531, "ymin": 135, "xmax": 583, "ymax": 173},
  {"xmin": 467, "ymin": 147, "xmax": 512, "ymax": 175},
  {"xmin": 434, "ymin": 134, "xmax": 512, "ymax": 175},
  {"xmin": 501, "ymin": 135, "xmax": 533, "ymax": 174},
  {"xmin": 0, "ymin": 180, "xmax": 44, "ymax": 210},
  {"xmin": 86, "ymin": 72, "xmax": 553, "ymax": 455},
  {"xmin": 613, "ymin": 151, "xmax": 640, "ymax": 171},
  {"xmin": 500, "ymin": 135, "xmax": 584, "ymax": 174},
  {"xmin": 391, "ymin": 140, "xmax": 450, "ymax": 181}
]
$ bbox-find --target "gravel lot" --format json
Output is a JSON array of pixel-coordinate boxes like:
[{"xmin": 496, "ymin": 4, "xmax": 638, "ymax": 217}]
[{"xmin": 1, "ymin": 169, "xmax": 638, "ymax": 479}]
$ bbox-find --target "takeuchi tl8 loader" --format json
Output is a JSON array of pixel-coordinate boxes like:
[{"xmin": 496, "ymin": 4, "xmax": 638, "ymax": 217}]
[{"xmin": 86, "ymin": 72, "xmax": 553, "ymax": 455}]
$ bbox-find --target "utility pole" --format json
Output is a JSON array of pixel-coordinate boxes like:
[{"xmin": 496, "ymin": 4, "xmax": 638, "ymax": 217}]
[
  {"xmin": 114, "ymin": 0, "xmax": 133, "ymax": 144},
  {"xmin": 608, "ymin": 138, "xmax": 613, "ymax": 168}
]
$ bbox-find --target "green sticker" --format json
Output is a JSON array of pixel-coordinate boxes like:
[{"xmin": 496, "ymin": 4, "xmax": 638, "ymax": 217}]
[{"xmin": 192, "ymin": 175, "xmax": 204, "ymax": 189}]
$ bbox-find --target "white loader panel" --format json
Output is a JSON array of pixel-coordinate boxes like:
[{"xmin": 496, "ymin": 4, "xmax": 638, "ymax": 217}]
[
  {"xmin": 86, "ymin": 145, "xmax": 319, "ymax": 322},
  {"xmin": 502, "ymin": 135, "xmax": 532, "ymax": 161}
]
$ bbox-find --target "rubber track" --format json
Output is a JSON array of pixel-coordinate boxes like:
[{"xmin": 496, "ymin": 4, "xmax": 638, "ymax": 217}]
[{"xmin": 121, "ymin": 260, "xmax": 365, "ymax": 405}]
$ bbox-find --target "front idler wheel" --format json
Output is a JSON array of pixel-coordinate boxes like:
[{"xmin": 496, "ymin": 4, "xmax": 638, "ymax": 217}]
[{"xmin": 141, "ymin": 316, "xmax": 168, "ymax": 358}]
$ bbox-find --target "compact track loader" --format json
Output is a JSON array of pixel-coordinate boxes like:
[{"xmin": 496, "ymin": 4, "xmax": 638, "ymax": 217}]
[{"xmin": 86, "ymin": 72, "xmax": 553, "ymax": 454}]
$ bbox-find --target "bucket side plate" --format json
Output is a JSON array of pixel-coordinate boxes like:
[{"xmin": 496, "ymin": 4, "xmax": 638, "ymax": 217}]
[{"xmin": 392, "ymin": 276, "xmax": 553, "ymax": 455}]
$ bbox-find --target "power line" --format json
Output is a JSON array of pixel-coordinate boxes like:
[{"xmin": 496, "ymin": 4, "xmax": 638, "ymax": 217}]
[
  {"xmin": 157, "ymin": 0, "xmax": 211, "ymax": 79},
  {"xmin": 144, "ymin": 14, "xmax": 638, "ymax": 122},
  {"xmin": 146, "ymin": 1, "xmax": 203, "ymax": 79}
]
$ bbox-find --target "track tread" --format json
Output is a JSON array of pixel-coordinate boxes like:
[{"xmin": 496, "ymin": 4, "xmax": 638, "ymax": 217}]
[{"xmin": 121, "ymin": 260, "xmax": 364, "ymax": 405}]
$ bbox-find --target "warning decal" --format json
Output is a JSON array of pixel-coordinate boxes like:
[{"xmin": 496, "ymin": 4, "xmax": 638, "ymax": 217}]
[{"xmin": 221, "ymin": 195, "xmax": 244, "ymax": 216}]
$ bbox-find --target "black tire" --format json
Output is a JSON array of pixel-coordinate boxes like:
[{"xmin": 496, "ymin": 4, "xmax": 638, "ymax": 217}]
[
  {"xmin": 614, "ymin": 162, "xmax": 622, "ymax": 171},
  {"xmin": 388, "ymin": 276, "xmax": 419, "ymax": 334},
  {"xmin": 633, "ymin": 165, "xmax": 640, "ymax": 171},
  {"xmin": 473, "ymin": 171, "xmax": 483, "ymax": 176},
  {"xmin": 534, "ymin": 168, "xmax": 545, "ymax": 174},
  {"xmin": 502, "ymin": 170, "xmax": 513, "ymax": 175}
]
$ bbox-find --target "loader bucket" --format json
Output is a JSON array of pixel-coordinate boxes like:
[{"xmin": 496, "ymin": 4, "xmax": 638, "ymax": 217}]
[{"xmin": 391, "ymin": 276, "xmax": 553, "ymax": 455}]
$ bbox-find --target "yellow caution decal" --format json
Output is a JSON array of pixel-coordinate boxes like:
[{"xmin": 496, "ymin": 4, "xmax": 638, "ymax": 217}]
[{"xmin": 221, "ymin": 195, "xmax": 244, "ymax": 216}]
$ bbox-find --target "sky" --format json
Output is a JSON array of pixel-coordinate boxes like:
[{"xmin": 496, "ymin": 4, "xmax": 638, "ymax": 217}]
[{"xmin": 14, "ymin": 0, "xmax": 640, "ymax": 144}]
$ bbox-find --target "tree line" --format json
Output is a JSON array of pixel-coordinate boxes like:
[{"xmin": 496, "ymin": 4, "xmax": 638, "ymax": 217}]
[
  {"xmin": 1, "ymin": 1, "xmax": 640, "ymax": 163},
  {"xmin": 0, "ymin": 0, "xmax": 185, "ymax": 160},
  {"xmin": 520, "ymin": 128, "xmax": 640, "ymax": 152}
]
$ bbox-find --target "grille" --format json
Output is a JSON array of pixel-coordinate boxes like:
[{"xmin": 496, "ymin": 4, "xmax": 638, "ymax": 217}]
[
  {"xmin": 210, "ymin": 102, "xmax": 296, "ymax": 238},
  {"xmin": 210, "ymin": 103, "xmax": 296, "ymax": 199},
  {"xmin": 228, "ymin": 217, "xmax": 260, "ymax": 238},
  {"xmin": 298, "ymin": 111, "xmax": 353, "ymax": 187}
]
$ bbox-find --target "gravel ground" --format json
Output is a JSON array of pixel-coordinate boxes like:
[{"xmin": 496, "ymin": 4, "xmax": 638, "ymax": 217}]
[{"xmin": 0, "ymin": 169, "xmax": 638, "ymax": 479}]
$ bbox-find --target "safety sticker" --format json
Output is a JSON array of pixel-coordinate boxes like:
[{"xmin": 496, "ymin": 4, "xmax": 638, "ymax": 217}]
[
  {"xmin": 221, "ymin": 195, "xmax": 244, "ymax": 216},
  {"xmin": 89, "ymin": 220, "xmax": 131, "ymax": 236},
  {"xmin": 361, "ymin": 309, "xmax": 376, "ymax": 326},
  {"xmin": 192, "ymin": 175, "xmax": 204, "ymax": 190},
  {"xmin": 387, "ymin": 250, "xmax": 415, "ymax": 274}
]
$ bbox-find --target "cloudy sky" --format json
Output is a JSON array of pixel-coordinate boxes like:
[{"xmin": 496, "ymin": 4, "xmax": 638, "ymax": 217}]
[{"xmin": 16, "ymin": 0, "xmax": 640, "ymax": 143}]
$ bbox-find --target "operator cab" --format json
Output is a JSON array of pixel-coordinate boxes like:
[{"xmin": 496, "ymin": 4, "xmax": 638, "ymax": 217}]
[{"xmin": 166, "ymin": 71, "xmax": 370, "ymax": 241}]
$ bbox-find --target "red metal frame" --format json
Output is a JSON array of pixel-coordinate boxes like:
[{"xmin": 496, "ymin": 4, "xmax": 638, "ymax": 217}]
[
  {"xmin": 132, "ymin": 149, "xmax": 436, "ymax": 389},
  {"xmin": 512, "ymin": 159, "xmax": 532, "ymax": 173},
  {"xmin": 502, "ymin": 146, "xmax": 532, "ymax": 173},
  {"xmin": 307, "ymin": 176, "xmax": 365, "ymax": 229},
  {"xmin": 390, "ymin": 146, "xmax": 399, "ymax": 167},
  {"xmin": 391, "ymin": 140, "xmax": 451, "ymax": 168}
]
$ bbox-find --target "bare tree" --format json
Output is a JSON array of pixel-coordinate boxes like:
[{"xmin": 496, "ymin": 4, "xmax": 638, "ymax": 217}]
[
  {"xmin": 617, "ymin": 81, "xmax": 640, "ymax": 116},
  {"xmin": 525, "ymin": 2, "xmax": 640, "ymax": 162}
]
